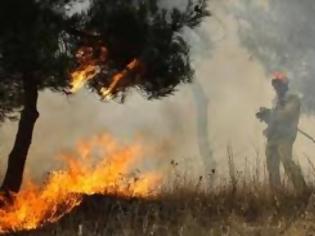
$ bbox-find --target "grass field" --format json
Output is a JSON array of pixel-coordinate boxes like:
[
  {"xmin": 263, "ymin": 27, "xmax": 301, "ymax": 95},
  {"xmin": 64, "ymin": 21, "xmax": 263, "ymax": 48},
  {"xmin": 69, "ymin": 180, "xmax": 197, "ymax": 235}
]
[
  {"xmin": 9, "ymin": 179, "xmax": 315, "ymax": 236},
  {"xmin": 3, "ymin": 150, "xmax": 315, "ymax": 236}
]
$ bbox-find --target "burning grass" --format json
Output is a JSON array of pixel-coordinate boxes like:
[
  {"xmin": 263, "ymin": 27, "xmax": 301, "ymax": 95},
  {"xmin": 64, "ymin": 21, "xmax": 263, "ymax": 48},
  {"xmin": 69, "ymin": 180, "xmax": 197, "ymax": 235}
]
[
  {"xmin": 0, "ymin": 133, "xmax": 161, "ymax": 234},
  {"xmin": 1, "ymin": 134, "xmax": 315, "ymax": 235},
  {"xmin": 11, "ymin": 182, "xmax": 315, "ymax": 236}
]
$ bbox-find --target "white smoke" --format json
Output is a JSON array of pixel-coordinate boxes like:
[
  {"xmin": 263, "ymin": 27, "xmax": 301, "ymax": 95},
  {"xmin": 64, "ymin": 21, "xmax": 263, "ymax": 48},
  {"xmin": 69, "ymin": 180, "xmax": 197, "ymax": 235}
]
[
  {"xmin": 1, "ymin": 0, "xmax": 315, "ymax": 185},
  {"xmin": 232, "ymin": 0, "xmax": 315, "ymax": 113}
]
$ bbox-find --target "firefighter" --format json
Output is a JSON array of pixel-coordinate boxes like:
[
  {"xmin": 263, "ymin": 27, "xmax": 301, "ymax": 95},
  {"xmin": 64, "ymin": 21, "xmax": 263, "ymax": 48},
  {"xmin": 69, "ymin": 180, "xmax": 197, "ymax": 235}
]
[{"xmin": 256, "ymin": 72, "xmax": 307, "ymax": 193}]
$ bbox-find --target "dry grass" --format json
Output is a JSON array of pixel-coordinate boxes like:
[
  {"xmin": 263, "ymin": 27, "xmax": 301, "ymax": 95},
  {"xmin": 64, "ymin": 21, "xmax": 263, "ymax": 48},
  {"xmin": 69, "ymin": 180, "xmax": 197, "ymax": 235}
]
[
  {"xmin": 10, "ymin": 179, "xmax": 315, "ymax": 235},
  {"xmin": 10, "ymin": 187, "xmax": 315, "ymax": 236},
  {"xmin": 8, "ymin": 152, "xmax": 315, "ymax": 236}
]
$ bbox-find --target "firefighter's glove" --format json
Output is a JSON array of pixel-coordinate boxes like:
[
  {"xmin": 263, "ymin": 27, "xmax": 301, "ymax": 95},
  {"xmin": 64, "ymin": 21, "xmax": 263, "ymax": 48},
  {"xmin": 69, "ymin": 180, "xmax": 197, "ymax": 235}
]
[{"xmin": 256, "ymin": 107, "xmax": 271, "ymax": 123}]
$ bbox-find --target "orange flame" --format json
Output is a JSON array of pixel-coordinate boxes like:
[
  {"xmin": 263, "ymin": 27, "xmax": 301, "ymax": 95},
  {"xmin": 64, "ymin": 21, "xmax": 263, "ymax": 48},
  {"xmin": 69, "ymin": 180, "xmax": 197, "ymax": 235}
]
[
  {"xmin": 69, "ymin": 46, "xmax": 107, "ymax": 93},
  {"xmin": 70, "ymin": 64, "xmax": 101, "ymax": 93},
  {"xmin": 0, "ymin": 133, "xmax": 161, "ymax": 233},
  {"xmin": 69, "ymin": 45, "xmax": 141, "ymax": 100},
  {"xmin": 100, "ymin": 58, "xmax": 141, "ymax": 100}
]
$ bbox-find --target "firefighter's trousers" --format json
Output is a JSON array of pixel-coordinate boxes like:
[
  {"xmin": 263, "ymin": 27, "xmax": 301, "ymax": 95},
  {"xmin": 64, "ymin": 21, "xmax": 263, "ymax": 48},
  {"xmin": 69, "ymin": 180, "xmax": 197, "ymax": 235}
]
[{"xmin": 265, "ymin": 141, "xmax": 306, "ymax": 193}]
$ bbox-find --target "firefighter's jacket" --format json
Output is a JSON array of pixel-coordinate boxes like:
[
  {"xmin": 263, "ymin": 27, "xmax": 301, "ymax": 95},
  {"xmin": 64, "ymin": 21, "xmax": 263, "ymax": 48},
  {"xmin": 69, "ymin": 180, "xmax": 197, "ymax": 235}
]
[{"xmin": 264, "ymin": 94, "xmax": 300, "ymax": 144}]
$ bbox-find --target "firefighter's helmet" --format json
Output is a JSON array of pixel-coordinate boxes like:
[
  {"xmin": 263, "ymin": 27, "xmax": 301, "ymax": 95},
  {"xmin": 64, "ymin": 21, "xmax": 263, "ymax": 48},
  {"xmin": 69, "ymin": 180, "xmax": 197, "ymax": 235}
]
[{"xmin": 272, "ymin": 71, "xmax": 289, "ymax": 85}]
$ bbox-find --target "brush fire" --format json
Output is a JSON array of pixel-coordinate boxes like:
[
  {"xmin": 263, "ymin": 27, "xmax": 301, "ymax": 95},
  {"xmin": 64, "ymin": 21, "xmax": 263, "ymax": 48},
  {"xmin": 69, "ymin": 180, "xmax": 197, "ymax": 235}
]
[
  {"xmin": 0, "ymin": 134, "xmax": 161, "ymax": 233},
  {"xmin": 0, "ymin": 47, "xmax": 148, "ymax": 234}
]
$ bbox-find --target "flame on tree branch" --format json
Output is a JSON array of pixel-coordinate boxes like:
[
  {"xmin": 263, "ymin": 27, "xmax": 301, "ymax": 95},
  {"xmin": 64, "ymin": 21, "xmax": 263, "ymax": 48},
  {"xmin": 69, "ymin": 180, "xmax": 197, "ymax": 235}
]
[
  {"xmin": 69, "ymin": 44, "xmax": 142, "ymax": 101},
  {"xmin": 100, "ymin": 58, "xmax": 142, "ymax": 100}
]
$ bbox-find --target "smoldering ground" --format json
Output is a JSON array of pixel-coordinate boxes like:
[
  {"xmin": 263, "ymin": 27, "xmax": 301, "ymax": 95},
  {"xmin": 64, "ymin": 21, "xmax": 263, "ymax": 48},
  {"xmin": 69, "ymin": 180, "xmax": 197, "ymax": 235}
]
[{"xmin": 1, "ymin": 0, "xmax": 315, "ymax": 186}]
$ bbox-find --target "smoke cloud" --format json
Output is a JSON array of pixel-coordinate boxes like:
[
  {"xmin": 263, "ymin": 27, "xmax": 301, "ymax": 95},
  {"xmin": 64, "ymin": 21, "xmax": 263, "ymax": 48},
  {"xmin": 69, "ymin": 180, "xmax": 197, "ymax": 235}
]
[
  {"xmin": 1, "ymin": 0, "xmax": 315, "ymax": 185},
  {"xmin": 231, "ymin": 0, "xmax": 315, "ymax": 113}
]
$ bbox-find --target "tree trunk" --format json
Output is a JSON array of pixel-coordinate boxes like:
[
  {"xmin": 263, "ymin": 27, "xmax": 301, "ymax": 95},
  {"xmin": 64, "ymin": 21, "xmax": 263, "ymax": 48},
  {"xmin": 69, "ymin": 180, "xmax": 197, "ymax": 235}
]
[
  {"xmin": 191, "ymin": 82, "xmax": 216, "ymax": 174},
  {"xmin": 1, "ymin": 77, "xmax": 39, "ymax": 193}
]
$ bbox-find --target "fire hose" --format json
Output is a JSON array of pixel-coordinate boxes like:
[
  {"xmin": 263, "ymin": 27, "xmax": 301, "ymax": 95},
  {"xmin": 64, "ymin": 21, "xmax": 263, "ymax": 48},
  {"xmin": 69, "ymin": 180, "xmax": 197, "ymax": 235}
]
[
  {"xmin": 256, "ymin": 108, "xmax": 315, "ymax": 144},
  {"xmin": 298, "ymin": 128, "xmax": 315, "ymax": 144}
]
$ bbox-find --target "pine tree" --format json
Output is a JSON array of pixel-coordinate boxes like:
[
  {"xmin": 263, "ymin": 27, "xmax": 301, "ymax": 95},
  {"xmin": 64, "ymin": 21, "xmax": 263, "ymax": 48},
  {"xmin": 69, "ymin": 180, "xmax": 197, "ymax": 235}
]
[{"xmin": 0, "ymin": 0, "xmax": 210, "ymax": 193}]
